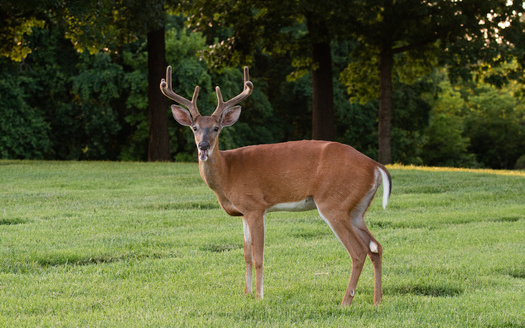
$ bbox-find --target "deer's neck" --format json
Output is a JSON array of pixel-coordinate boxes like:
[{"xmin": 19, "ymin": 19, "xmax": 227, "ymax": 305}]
[
  {"xmin": 198, "ymin": 149, "xmax": 243, "ymax": 216},
  {"xmin": 198, "ymin": 149, "xmax": 226, "ymax": 191}
]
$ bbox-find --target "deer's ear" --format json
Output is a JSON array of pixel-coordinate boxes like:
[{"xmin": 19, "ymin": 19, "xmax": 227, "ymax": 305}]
[
  {"xmin": 171, "ymin": 105, "xmax": 193, "ymax": 126},
  {"xmin": 221, "ymin": 106, "xmax": 241, "ymax": 127}
]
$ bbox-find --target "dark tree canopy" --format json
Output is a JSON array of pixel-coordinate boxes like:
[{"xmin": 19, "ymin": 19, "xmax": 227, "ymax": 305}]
[{"xmin": 1, "ymin": 0, "xmax": 524, "ymax": 168}]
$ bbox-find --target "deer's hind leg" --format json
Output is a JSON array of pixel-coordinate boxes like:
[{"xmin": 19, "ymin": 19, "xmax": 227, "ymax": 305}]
[
  {"xmin": 317, "ymin": 205, "xmax": 369, "ymax": 306},
  {"xmin": 349, "ymin": 186, "xmax": 383, "ymax": 305},
  {"xmin": 351, "ymin": 214, "xmax": 382, "ymax": 305}
]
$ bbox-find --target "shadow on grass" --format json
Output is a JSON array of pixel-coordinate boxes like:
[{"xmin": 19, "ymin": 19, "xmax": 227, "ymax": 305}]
[
  {"xmin": 498, "ymin": 268, "xmax": 524, "ymax": 279},
  {"xmin": 387, "ymin": 284, "xmax": 464, "ymax": 297},
  {"xmin": 200, "ymin": 243, "xmax": 241, "ymax": 253},
  {"xmin": 291, "ymin": 229, "xmax": 331, "ymax": 239},
  {"xmin": 35, "ymin": 252, "xmax": 175, "ymax": 268},
  {"xmin": 0, "ymin": 218, "xmax": 31, "ymax": 225},
  {"xmin": 491, "ymin": 216, "xmax": 522, "ymax": 223},
  {"xmin": 143, "ymin": 201, "xmax": 219, "ymax": 211},
  {"xmin": 367, "ymin": 215, "xmax": 522, "ymax": 230}
]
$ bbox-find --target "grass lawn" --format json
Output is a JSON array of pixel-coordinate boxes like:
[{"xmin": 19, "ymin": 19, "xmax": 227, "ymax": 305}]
[{"xmin": 0, "ymin": 160, "xmax": 523, "ymax": 327}]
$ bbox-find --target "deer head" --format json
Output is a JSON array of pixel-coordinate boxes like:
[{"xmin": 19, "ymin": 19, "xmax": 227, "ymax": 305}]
[{"xmin": 160, "ymin": 66, "xmax": 253, "ymax": 161}]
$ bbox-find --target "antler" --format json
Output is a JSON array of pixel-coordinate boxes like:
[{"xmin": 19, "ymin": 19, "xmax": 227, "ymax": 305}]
[
  {"xmin": 212, "ymin": 66, "xmax": 254, "ymax": 117},
  {"xmin": 160, "ymin": 66, "xmax": 201, "ymax": 118}
]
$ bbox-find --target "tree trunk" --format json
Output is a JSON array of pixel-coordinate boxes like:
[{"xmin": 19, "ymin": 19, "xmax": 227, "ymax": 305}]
[
  {"xmin": 378, "ymin": 47, "xmax": 393, "ymax": 164},
  {"xmin": 378, "ymin": 0, "xmax": 393, "ymax": 164},
  {"xmin": 147, "ymin": 27, "xmax": 171, "ymax": 161},
  {"xmin": 307, "ymin": 16, "xmax": 335, "ymax": 141},
  {"xmin": 311, "ymin": 41, "xmax": 335, "ymax": 141}
]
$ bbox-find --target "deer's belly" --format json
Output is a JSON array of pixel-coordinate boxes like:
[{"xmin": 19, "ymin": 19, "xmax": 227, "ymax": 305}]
[{"xmin": 266, "ymin": 196, "xmax": 317, "ymax": 213}]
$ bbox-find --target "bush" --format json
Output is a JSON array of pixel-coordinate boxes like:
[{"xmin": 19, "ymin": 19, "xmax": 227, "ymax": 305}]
[
  {"xmin": 421, "ymin": 79, "xmax": 478, "ymax": 167},
  {"xmin": 465, "ymin": 86, "xmax": 525, "ymax": 169},
  {"xmin": 514, "ymin": 155, "xmax": 525, "ymax": 170},
  {"xmin": 0, "ymin": 66, "xmax": 52, "ymax": 159}
]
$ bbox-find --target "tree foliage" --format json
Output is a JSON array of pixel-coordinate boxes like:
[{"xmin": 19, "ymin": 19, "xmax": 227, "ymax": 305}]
[
  {"xmin": 0, "ymin": 0, "xmax": 524, "ymax": 169},
  {"xmin": 339, "ymin": 0, "xmax": 525, "ymax": 163},
  {"xmin": 421, "ymin": 68, "xmax": 525, "ymax": 169},
  {"xmin": 0, "ymin": 60, "xmax": 51, "ymax": 159},
  {"xmin": 181, "ymin": 0, "xmax": 359, "ymax": 141}
]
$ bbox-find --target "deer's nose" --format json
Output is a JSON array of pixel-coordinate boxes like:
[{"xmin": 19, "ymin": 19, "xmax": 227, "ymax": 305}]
[{"xmin": 198, "ymin": 141, "xmax": 210, "ymax": 150}]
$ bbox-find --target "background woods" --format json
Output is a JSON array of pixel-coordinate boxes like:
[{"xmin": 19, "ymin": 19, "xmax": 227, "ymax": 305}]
[{"xmin": 1, "ymin": 0, "xmax": 525, "ymax": 169}]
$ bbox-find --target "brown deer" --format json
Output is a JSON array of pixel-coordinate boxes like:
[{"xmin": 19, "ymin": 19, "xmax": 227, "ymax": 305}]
[{"xmin": 160, "ymin": 66, "xmax": 391, "ymax": 306}]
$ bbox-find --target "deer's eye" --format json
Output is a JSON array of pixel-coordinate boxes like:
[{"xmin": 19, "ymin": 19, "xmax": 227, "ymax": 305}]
[
  {"xmin": 214, "ymin": 126, "xmax": 219, "ymax": 132},
  {"xmin": 192, "ymin": 126, "xmax": 198, "ymax": 131}
]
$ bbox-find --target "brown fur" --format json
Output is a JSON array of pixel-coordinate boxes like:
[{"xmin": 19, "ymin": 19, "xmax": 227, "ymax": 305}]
[
  {"xmin": 199, "ymin": 140, "xmax": 389, "ymax": 305},
  {"xmin": 160, "ymin": 66, "xmax": 390, "ymax": 305}
]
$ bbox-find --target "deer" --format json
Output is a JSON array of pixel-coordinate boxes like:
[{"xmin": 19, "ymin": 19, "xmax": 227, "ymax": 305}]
[{"xmin": 160, "ymin": 65, "xmax": 391, "ymax": 306}]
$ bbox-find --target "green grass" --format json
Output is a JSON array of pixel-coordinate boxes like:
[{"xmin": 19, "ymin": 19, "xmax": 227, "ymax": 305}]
[{"xmin": 1, "ymin": 160, "xmax": 524, "ymax": 327}]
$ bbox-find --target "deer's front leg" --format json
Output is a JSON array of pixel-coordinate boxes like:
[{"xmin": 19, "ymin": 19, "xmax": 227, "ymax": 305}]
[
  {"xmin": 242, "ymin": 218, "xmax": 253, "ymax": 295},
  {"xmin": 244, "ymin": 213, "xmax": 265, "ymax": 299}
]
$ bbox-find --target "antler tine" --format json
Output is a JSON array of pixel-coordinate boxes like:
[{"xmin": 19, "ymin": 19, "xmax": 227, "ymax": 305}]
[
  {"xmin": 160, "ymin": 66, "xmax": 201, "ymax": 118},
  {"xmin": 243, "ymin": 66, "xmax": 249, "ymax": 84},
  {"xmin": 189, "ymin": 86, "xmax": 200, "ymax": 118},
  {"xmin": 213, "ymin": 66, "xmax": 254, "ymax": 117},
  {"xmin": 216, "ymin": 85, "xmax": 224, "ymax": 105}
]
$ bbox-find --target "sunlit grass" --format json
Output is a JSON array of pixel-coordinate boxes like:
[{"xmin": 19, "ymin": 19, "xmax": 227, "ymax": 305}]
[
  {"xmin": 0, "ymin": 160, "xmax": 523, "ymax": 327},
  {"xmin": 388, "ymin": 163, "xmax": 525, "ymax": 177}
]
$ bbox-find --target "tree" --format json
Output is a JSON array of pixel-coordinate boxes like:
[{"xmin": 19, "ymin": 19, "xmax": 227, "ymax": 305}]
[
  {"xmin": 0, "ymin": 0, "xmax": 47, "ymax": 61},
  {"xmin": 183, "ymin": 0, "xmax": 357, "ymax": 141},
  {"xmin": 1, "ymin": 0, "xmax": 176, "ymax": 161},
  {"xmin": 305, "ymin": 7, "xmax": 335, "ymax": 141},
  {"xmin": 146, "ymin": 27, "xmax": 171, "ymax": 161},
  {"xmin": 63, "ymin": 0, "xmax": 175, "ymax": 161},
  {"xmin": 341, "ymin": 0, "xmax": 525, "ymax": 164}
]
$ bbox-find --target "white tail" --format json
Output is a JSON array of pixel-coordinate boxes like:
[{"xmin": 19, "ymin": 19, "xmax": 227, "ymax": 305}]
[
  {"xmin": 160, "ymin": 66, "xmax": 392, "ymax": 306},
  {"xmin": 378, "ymin": 167, "xmax": 391, "ymax": 210}
]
